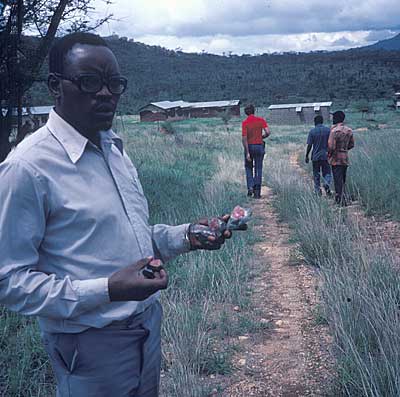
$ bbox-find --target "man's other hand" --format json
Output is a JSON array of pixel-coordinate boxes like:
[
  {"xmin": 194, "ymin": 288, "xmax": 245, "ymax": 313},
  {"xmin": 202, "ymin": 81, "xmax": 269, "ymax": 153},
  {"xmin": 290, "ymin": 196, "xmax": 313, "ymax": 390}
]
[
  {"xmin": 108, "ymin": 257, "xmax": 168, "ymax": 301},
  {"xmin": 305, "ymin": 156, "xmax": 309, "ymax": 164}
]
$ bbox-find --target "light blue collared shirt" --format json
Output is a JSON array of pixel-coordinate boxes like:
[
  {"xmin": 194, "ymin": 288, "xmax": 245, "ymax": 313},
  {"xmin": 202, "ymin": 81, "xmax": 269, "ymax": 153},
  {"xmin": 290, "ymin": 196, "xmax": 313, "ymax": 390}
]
[{"xmin": 0, "ymin": 110, "xmax": 189, "ymax": 333}]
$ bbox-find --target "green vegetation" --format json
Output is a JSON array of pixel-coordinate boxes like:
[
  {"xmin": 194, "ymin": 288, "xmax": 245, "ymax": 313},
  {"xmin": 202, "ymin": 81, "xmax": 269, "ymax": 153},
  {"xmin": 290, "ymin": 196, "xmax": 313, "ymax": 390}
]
[
  {"xmin": 123, "ymin": 118, "xmax": 255, "ymax": 395},
  {"xmin": 350, "ymin": 127, "xmax": 400, "ymax": 219}
]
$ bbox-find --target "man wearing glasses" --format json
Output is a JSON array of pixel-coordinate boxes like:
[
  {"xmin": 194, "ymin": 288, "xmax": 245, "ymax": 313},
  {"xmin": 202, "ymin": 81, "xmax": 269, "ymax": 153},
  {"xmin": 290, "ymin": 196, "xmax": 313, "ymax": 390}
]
[{"xmin": 0, "ymin": 33, "xmax": 234, "ymax": 397}]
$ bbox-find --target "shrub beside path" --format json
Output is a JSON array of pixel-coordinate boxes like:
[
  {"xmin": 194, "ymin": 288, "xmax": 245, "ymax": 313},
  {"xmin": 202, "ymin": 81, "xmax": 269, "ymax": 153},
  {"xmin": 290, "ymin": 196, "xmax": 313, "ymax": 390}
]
[{"xmin": 222, "ymin": 186, "xmax": 333, "ymax": 397}]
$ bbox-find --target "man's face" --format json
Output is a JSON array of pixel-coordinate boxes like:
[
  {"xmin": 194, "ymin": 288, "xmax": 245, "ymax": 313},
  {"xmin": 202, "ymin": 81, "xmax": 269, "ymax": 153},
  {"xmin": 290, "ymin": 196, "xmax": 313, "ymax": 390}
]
[{"xmin": 56, "ymin": 44, "xmax": 122, "ymax": 133}]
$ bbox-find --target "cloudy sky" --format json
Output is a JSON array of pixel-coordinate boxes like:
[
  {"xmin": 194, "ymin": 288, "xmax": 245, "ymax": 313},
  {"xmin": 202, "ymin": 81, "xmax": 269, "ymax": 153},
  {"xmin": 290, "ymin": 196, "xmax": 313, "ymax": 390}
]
[{"xmin": 93, "ymin": 0, "xmax": 400, "ymax": 54}]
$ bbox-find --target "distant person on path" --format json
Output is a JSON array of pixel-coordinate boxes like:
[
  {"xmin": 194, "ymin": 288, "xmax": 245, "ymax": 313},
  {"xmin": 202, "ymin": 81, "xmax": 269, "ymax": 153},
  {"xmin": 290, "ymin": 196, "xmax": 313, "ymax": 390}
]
[
  {"xmin": 242, "ymin": 104, "xmax": 270, "ymax": 199},
  {"xmin": 328, "ymin": 110, "xmax": 355, "ymax": 205},
  {"xmin": 305, "ymin": 115, "xmax": 332, "ymax": 196},
  {"xmin": 0, "ymin": 33, "xmax": 239, "ymax": 397}
]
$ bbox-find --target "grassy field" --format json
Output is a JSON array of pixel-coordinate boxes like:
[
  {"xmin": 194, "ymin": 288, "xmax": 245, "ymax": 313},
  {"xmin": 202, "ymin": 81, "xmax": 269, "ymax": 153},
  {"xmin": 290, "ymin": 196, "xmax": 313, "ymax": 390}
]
[{"xmin": 1, "ymin": 103, "xmax": 400, "ymax": 396}]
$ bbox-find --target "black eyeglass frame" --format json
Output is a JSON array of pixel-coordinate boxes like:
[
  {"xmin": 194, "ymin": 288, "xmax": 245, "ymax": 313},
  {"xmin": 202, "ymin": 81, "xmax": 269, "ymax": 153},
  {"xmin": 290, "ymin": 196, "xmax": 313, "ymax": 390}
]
[{"xmin": 54, "ymin": 73, "xmax": 128, "ymax": 95}]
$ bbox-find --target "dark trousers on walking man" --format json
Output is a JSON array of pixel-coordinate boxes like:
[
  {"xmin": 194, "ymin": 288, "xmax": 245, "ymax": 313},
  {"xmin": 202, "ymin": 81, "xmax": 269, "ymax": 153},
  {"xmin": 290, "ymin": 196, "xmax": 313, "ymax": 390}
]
[
  {"xmin": 245, "ymin": 144, "xmax": 265, "ymax": 198},
  {"xmin": 332, "ymin": 165, "xmax": 348, "ymax": 205},
  {"xmin": 312, "ymin": 160, "xmax": 332, "ymax": 196}
]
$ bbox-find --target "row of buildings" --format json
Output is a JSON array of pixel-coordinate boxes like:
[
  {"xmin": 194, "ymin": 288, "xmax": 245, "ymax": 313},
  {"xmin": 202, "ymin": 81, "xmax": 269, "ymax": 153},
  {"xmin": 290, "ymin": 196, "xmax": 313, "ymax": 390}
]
[
  {"xmin": 4, "ymin": 95, "xmax": 400, "ymax": 129},
  {"xmin": 138, "ymin": 100, "xmax": 241, "ymax": 122},
  {"xmin": 139, "ymin": 100, "xmax": 333, "ymax": 125}
]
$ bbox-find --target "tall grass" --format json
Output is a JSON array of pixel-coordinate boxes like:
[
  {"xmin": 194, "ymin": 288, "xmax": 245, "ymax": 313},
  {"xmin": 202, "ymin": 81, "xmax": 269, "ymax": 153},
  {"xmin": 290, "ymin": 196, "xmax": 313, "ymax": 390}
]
[
  {"xmin": 124, "ymin": 120, "xmax": 254, "ymax": 396},
  {"xmin": 267, "ymin": 145, "xmax": 400, "ymax": 396},
  {"xmin": 349, "ymin": 129, "xmax": 400, "ymax": 219}
]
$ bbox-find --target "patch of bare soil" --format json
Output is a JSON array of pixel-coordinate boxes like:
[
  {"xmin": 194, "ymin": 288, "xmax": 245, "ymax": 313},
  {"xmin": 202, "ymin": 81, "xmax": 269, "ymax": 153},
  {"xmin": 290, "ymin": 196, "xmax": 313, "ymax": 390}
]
[{"xmin": 220, "ymin": 186, "xmax": 334, "ymax": 397}]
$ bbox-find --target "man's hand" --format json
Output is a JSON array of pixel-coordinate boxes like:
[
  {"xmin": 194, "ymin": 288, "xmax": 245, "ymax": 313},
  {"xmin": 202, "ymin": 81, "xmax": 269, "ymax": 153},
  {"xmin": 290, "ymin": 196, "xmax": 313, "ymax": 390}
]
[
  {"xmin": 305, "ymin": 156, "xmax": 309, "ymax": 164},
  {"xmin": 189, "ymin": 215, "xmax": 233, "ymax": 251},
  {"xmin": 246, "ymin": 153, "xmax": 251, "ymax": 162},
  {"xmin": 108, "ymin": 257, "xmax": 168, "ymax": 301}
]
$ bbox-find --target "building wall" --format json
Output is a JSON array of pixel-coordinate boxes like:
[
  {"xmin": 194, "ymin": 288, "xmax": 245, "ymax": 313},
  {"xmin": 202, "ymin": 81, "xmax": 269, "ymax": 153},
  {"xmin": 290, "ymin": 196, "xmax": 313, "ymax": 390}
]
[
  {"xmin": 139, "ymin": 110, "xmax": 167, "ymax": 122},
  {"xmin": 140, "ymin": 104, "xmax": 240, "ymax": 122},
  {"xmin": 268, "ymin": 106, "xmax": 331, "ymax": 125},
  {"xmin": 189, "ymin": 105, "xmax": 240, "ymax": 119}
]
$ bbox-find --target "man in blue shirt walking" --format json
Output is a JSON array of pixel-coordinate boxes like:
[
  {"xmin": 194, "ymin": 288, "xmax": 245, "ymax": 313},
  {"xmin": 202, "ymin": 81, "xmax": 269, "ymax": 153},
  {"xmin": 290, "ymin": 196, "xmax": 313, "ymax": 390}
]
[{"xmin": 305, "ymin": 115, "xmax": 332, "ymax": 196}]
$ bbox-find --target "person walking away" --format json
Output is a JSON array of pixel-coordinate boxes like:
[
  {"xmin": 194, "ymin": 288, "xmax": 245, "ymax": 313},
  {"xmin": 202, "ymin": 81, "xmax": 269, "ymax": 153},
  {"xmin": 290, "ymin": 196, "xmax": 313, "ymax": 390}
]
[
  {"xmin": 328, "ymin": 110, "xmax": 355, "ymax": 205},
  {"xmin": 242, "ymin": 104, "xmax": 270, "ymax": 199},
  {"xmin": 305, "ymin": 115, "xmax": 332, "ymax": 196}
]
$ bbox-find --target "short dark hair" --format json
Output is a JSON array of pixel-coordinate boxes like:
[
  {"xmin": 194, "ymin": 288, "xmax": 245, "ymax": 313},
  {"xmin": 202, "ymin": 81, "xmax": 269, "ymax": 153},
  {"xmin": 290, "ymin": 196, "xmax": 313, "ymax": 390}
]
[
  {"xmin": 332, "ymin": 110, "xmax": 345, "ymax": 124},
  {"xmin": 49, "ymin": 32, "xmax": 109, "ymax": 74},
  {"xmin": 244, "ymin": 104, "xmax": 255, "ymax": 116},
  {"xmin": 314, "ymin": 115, "xmax": 323, "ymax": 125}
]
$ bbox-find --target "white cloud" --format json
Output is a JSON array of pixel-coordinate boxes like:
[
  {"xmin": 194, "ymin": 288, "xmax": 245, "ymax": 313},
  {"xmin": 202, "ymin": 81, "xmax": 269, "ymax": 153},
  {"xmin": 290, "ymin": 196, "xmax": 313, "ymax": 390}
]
[{"xmin": 93, "ymin": 0, "xmax": 400, "ymax": 53}]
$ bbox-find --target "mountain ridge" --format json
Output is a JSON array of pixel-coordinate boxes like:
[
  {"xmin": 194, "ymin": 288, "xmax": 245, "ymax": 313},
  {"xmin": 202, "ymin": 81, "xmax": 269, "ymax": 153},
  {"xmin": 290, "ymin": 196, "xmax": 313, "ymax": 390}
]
[{"xmin": 361, "ymin": 33, "xmax": 400, "ymax": 51}]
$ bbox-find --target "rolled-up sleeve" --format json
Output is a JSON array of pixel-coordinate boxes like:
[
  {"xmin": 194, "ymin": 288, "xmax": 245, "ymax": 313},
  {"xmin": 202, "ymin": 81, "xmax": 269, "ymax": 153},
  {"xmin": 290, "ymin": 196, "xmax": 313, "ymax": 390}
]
[
  {"xmin": 151, "ymin": 223, "xmax": 191, "ymax": 263},
  {"xmin": 0, "ymin": 160, "xmax": 109, "ymax": 319}
]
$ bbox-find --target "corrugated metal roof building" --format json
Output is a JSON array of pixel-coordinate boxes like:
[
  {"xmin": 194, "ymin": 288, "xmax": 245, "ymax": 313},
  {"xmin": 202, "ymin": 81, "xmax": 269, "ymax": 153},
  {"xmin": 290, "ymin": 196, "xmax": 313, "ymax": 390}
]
[
  {"xmin": 139, "ymin": 100, "xmax": 240, "ymax": 122},
  {"xmin": 268, "ymin": 102, "xmax": 332, "ymax": 125}
]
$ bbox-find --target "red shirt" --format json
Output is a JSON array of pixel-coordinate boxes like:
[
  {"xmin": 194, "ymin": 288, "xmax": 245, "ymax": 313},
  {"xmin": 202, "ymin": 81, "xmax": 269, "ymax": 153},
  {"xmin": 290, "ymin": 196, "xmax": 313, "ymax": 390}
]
[{"xmin": 242, "ymin": 114, "xmax": 268, "ymax": 144}]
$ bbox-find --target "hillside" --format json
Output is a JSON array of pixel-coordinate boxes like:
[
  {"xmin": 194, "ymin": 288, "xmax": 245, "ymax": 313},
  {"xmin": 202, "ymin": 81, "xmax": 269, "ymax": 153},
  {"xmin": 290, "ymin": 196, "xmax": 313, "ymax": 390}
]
[
  {"xmin": 364, "ymin": 33, "xmax": 400, "ymax": 51},
  {"xmin": 27, "ymin": 35, "xmax": 400, "ymax": 114}
]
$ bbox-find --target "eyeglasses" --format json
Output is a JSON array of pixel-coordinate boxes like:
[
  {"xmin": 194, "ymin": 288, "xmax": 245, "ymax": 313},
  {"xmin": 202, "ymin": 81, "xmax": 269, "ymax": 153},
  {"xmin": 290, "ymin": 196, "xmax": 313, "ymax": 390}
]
[{"xmin": 55, "ymin": 73, "xmax": 128, "ymax": 95}]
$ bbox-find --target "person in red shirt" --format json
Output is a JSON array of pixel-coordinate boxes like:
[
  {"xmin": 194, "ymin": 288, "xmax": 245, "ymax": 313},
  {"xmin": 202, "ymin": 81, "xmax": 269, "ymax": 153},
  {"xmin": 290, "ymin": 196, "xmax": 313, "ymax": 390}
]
[{"xmin": 242, "ymin": 104, "xmax": 270, "ymax": 198}]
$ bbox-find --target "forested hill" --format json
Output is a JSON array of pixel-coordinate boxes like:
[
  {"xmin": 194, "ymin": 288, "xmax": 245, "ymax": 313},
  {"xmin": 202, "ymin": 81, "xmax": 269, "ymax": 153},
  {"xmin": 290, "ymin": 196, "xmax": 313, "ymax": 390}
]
[{"xmin": 28, "ymin": 35, "xmax": 400, "ymax": 114}]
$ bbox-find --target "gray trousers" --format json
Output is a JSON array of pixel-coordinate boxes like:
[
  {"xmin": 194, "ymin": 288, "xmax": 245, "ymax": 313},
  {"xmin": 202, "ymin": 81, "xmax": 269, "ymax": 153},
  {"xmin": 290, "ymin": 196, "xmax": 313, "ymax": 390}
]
[{"xmin": 41, "ymin": 301, "xmax": 162, "ymax": 397}]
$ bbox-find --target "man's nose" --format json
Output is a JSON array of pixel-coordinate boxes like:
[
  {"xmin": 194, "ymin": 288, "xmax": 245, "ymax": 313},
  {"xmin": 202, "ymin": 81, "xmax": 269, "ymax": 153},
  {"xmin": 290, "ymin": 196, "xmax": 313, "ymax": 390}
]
[{"xmin": 96, "ymin": 83, "xmax": 113, "ymax": 96}]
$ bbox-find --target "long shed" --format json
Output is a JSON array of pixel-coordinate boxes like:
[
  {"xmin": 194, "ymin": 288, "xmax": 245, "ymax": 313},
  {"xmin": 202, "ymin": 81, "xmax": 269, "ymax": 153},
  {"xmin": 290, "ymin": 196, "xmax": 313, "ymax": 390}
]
[
  {"xmin": 268, "ymin": 102, "xmax": 332, "ymax": 125},
  {"xmin": 139, "ymin": 100, "xmax": 240, "ymax": 122}
]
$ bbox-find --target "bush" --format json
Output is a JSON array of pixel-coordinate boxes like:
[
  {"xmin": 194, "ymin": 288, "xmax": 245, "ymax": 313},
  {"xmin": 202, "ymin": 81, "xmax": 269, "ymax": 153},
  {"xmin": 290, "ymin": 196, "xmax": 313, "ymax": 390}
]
[{"xmin": 161, "ymin": 120, "xmax": 176, "ymax": 134}]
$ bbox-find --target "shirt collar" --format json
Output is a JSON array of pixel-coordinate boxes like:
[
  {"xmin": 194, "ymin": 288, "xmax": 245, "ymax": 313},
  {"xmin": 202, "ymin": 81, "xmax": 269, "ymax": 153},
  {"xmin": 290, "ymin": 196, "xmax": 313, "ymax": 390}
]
[{"xmin": 46, "ymin": 109, "xmax": 123, "ymax": 163}]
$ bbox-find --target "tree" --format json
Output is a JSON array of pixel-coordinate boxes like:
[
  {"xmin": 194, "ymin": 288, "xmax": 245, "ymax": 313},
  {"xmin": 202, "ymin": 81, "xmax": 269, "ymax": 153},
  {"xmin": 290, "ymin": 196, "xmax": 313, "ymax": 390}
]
[{"xmin": 0, "ymin": 0, "xmax": 112, "ymax": 162}]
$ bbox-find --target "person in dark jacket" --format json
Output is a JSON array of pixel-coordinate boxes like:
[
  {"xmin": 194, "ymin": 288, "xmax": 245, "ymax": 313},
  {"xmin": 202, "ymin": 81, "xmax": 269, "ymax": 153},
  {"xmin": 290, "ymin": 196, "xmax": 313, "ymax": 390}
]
[{"xmin": 305, "ymin": 115, "xmax": 332, "ymax": 196}]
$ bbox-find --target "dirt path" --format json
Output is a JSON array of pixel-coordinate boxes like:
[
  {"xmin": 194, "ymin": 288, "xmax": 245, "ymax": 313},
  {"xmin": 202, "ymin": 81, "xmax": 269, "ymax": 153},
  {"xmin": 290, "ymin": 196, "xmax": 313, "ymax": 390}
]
[
  {"xmin": 221, "ymin": 186, "xmax": 333, "ymax": 397},
  {"xmin": 219, "ymin": 148, "xmax": 400, "ymax": 396}
]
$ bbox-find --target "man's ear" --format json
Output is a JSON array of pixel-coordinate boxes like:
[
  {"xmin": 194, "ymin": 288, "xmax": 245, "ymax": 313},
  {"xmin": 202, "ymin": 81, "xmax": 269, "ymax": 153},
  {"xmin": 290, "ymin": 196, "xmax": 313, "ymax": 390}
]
[{"xmin": 48, "ymin": 73, "xmax": 61, "ymax": 97}]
